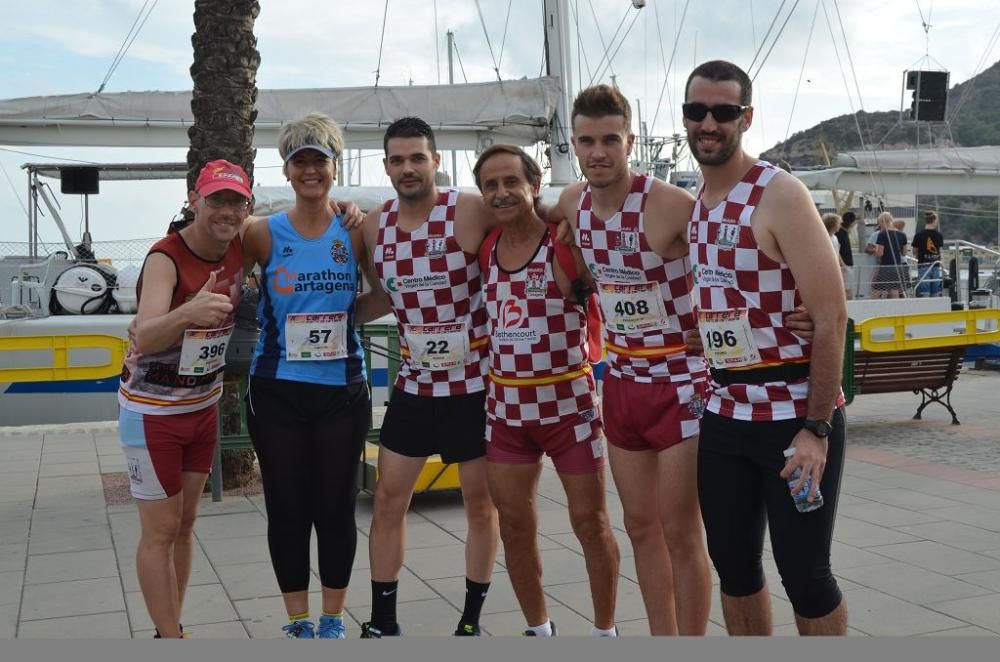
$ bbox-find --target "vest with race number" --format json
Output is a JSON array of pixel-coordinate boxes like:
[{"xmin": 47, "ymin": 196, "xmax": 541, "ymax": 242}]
[
  {"xmin": 118, "ymin": 232, "xmax": 243, "ymax": 415},
  {"xmin": 374, "ymin": 189, "xmax": 489, "ymax": 396},
  {"xmin": 251, "ymin": 211, "xmax": 366, "ymax": 386},
  {"xmin": 483, "ymin": 230, "xmax": 598, "ymax": 427},
  {"xmin": 689, "ymin": 160, "xmax": 844, "ymax": 421},
  {"xmin": 576, "ymin": 173, "xmax": 705, "ymax": 384}
]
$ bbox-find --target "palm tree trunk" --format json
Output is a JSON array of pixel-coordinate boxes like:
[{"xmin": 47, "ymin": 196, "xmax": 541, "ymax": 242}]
[{"xmin": 188, "ymin": 0, "xmax": 261, "ymax": 488}]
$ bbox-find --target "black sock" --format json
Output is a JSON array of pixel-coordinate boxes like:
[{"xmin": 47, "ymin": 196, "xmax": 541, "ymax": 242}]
[
  {"xmin": 459, "ymin": 578, "xmax": 491, "ymax": 627},
  {"xmin": 370, "ymin": 580, "xmax": 399, "ymax": 631}
]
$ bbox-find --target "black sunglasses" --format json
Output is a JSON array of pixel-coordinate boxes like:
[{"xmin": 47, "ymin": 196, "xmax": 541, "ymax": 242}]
[{"xmin": 682, "ymin": 103, "xmax": 749, "ymax": 123}]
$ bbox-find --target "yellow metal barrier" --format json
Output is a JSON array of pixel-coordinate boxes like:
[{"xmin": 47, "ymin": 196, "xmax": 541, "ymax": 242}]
[
  {"xmin": 0, "ymin": 334, "xmax": 128, "ymax": 382},
  {"xmin": 361, "ymin": 442, "xmax": 461, "ymax": 493},
  {"xmin": 856, "ymin": 308, "xmax": 1000, "ymax": 352}
]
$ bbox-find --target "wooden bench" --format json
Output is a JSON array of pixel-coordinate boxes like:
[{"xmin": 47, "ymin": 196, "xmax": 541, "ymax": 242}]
[{"xmin": 847, "ymin": 345, "xmax": 964, "ymax": 425}]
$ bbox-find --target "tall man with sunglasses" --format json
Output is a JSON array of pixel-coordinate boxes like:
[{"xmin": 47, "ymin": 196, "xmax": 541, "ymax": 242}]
[
  {"xmin": 551, "ymin": 84, "xmax": 817, "ymax": 636},
  {"xmin": 685, "ymin": 60, "xmax": 848, "ymax": 636}
]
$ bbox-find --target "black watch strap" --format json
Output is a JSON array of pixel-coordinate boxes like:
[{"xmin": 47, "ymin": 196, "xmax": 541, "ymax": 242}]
[{"xmin": 803, "ymin": 418, "xmax": 833, "ymax": 438}]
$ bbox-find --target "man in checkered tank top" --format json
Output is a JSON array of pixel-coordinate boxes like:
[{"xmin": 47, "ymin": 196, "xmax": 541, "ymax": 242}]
[
  {"xmin": 355, "ymin": 117, "xmax": 501, "ymax": 637},
  {"xmin": 686, "ymin": 60, "xmax": 849, "ymax": 635},
  {"xmin": 475, "ymin": 144, "xmax": 621, "ymax": 638}
]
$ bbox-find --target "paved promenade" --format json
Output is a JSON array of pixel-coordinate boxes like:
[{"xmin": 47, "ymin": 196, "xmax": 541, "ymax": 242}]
[{"xmin": 2, "ymin": 368, "xmax": 1000, "ymax": 638}]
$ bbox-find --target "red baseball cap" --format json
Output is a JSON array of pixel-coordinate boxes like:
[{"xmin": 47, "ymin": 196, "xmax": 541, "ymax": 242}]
[{"xmin": 194, "ymin": 159, "xmax": 252, "ymax": 198}]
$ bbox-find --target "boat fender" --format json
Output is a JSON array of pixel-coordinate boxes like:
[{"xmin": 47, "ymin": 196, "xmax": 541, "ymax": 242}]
[{"xmin": 49, "ymin": 264, "xmax": 118, "ymax": 315}]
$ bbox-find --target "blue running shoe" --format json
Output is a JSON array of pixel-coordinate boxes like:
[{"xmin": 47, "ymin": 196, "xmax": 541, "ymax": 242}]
[
  {"xmin": 318, "ymin": 615, "xmax": 347, "ymax": 639},
  {"xmin": 282, "ymin": 620, "xmax": 315, "ymax": 639}
]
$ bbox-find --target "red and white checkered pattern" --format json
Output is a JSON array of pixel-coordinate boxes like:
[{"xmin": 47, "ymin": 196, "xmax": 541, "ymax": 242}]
[
  {"xmin": 576, "ymin": 174, "xmax": 705, "ymax": 384},
  {"xmin": 374, "ymin": 189, "xmax": 489, "ymax": 396},
  {"xmin": 483, "ymin": 231, "xmax": 598, "ymax": 432},
  {"xmin": 689, "ymin": 160, "xmax": 843, "ymax": 421}
]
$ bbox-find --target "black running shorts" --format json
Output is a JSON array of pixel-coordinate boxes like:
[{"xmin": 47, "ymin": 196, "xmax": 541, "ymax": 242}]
[{"xmin": 378, "ymin": 388, "xmax": 487, "ymax": 464}]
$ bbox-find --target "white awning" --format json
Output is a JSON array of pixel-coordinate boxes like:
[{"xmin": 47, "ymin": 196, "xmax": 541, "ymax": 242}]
[
  {"xmin": 0, "ymin": 77, "xmax": 562, "ymax": 150},
  {"xmin": 23, "ymin": 162, "xmax": 188, "ymax": 181},
  {"xmin": 794, "ymin": 145, "xmax": 1000, "ymax": 196}
]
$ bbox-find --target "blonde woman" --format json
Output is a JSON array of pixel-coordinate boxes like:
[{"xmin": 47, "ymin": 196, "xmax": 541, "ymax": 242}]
[
  {"xmin": 865, "ymin": 212, "xmax": 907, "ymax": 299},
  {"xmin": 242, "ymin": 113, "xmax": 380, "ymax": 638}
]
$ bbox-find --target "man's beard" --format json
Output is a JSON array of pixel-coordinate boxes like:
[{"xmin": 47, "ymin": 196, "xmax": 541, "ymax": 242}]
[
  {"xmin": 395, "ymin": 177, "xmax": 433, "ymax": 200},
  {"xmin": 688, "ymin": 130, "xmax": 741, "ymax": 166}
]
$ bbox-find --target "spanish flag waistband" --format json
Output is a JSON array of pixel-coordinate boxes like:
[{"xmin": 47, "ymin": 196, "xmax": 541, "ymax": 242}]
[
  {"xmin": 489, "ymin": 364, "xmax": 592, "ymax": 386},
  {"xmin": 721, "ymin": 357, "xmax": 810, "ymax": 372},
  {"xmin": 400, "ymin": 335, "xmax": 489, "ymax": 357},
  {"xmin": 604, "ymin": 341, "xmax": 687, "ymax": 358}
]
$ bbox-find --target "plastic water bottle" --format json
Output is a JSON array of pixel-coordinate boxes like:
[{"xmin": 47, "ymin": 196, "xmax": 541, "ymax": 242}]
[{"xmin": 783, "ymin": 447, "xmax": 824, "ymax": 513}]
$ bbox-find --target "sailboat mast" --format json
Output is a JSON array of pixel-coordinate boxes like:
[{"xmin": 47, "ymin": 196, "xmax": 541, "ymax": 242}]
[
  {"xmin": 543, "ymin": 0, "xmax": 576, "ymax": 185},
  {"xmin": 447, "ymin": 29, "xmax": 458, "ymax": 186}
]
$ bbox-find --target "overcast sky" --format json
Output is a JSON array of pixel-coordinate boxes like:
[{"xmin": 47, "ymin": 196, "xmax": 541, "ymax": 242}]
[{"xmin": 1, "ymin": 0, "xmax": 995, "ymax": 246}]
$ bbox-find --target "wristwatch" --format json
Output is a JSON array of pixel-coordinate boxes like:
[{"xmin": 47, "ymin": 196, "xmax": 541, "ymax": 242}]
[{"xmin": 802, "ymin": 418, "xmax": 833, "ymax": 438}]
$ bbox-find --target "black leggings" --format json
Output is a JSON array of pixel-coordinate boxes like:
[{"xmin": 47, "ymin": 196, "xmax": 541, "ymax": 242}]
[
  {"xmin": 697, "ymin": 408, "xmax": 846, "ymax": 619},
  {"xmin": 246, "ymin": 375, "xmax": 371, "ymax": 592}
]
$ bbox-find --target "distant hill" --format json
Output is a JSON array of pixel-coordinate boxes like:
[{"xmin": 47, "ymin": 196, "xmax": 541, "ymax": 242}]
[
  {"xmin": 761, "ymin": 60, "xmax": 1000, "ymax": 168},
  {"xmin": 760, "ymin": 61, "xmax": 1000, "ymax": 247}
]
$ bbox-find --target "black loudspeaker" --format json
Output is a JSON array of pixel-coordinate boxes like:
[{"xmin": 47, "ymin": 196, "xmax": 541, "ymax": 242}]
[
  {"xmin": 60, "ymin": 167, "xmax": 100, "ymax": 195},
  {"xmin": 906, "ymin": 70, "xmax": 949, "ymax": 122}
]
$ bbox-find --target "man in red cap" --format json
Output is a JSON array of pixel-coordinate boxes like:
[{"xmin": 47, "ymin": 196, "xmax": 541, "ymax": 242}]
[{"xmin": 118, "ymin": 159, "xmax": 251, "ymax": 638}]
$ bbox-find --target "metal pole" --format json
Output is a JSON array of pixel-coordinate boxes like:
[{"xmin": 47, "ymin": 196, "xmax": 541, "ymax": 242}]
[
  {"xmin": 82, "ymin": 195, "xmax": 91, "ymax": 248},
  {"xmin": 635, "ymin": 98, "xmax": 644, "ymax": 171},
  {"xmin": 211, "ymin": 442, "xmax": 223, "ymax": 502},
  {"xmin": 447, "ymin": 30, "xmax": 457, "ymax": 186},
  {"xmin": 28, "ymin": 170, "xmax": 35, "ymax": 259},
  {"xmin": 544, "ymin": 0, "xmax": 576, "ymax": 185}
]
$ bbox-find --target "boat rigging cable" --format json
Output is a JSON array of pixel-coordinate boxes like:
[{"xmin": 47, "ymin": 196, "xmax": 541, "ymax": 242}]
[
  {"xmin": 914, "ymin": 0, "xmax": 934, "ymax": 55},
  {"xmin": 373, "ymin": 0, "xmax": 390, "ymax": 87},
  {"xmin": 496, "ymin": 1, "xmax": 514, "ymax": 79},
  {"xmin": 779, "ymin": 0, "xmax": 822, "ymax": 165},
  {"xmin": 473, "ymin": 0, "xmax": 508, "ymax": 82},
  {"xmin": 748, "ymin": 0, "xmax": 802, "ymax": 82},
  {"xmin": 746, "ymin": 0, "xmax": 789, "ymax": 77},
  {"xmin": 588, "ymin": 4, "xmax": 643, "ymax": 87},
  {"xmin": 648, "ymin": 0, "xmax": 691, "ymax": 135},
  {"xmin": 947, "ymin": 22, "xmax": 1000, "ymax": 123},
  {"xmin": 821, "ymin": 0, "xmax": 888, "ymax": 199},
  {"xmin": 748, "ymin": 0, "xmax": 767, "ymax": 147},
  {"xmin": 94, "ymin": 0, "xmax": 159, "ymax": 95},
  {"xmin": 434, "ymin": 0, "xmax": 441, "ymax": 84},
  {"xmin": 586, "ymin": 0, "xmax": 626, "ymax": 86},
  {"xmin": 572, "ymin": 0, "xmax": 607, "ymax": 85}
]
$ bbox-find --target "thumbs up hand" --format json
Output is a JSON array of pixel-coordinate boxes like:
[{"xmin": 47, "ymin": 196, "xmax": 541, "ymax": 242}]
[
  {"xmin": 200, "ymin": 270, "xmax": 218, "ymax": 292},
  {"xmin": 186, "ymin": 269, "xmax": 233, "ymax": 327}
]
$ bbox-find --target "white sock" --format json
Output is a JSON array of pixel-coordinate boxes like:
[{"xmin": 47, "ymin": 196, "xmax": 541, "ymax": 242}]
[
  {"xmin": 590, "ymin": 625, "xmax": 618, "ymax": 637},
  {"xmin": 527, "ymin": 621, "xmax": 554, "ymax": 637}
]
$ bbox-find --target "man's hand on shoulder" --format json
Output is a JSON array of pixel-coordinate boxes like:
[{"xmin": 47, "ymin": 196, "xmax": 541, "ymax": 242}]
[{"xmin": 333, "ymin": 199, "xmax": 364, "ymax": 229}]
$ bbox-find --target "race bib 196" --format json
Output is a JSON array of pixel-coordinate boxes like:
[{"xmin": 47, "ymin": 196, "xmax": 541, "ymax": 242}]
[
  {"xmin": 285, "ymin": 312, "xmax": 348, "ymax": 361},
  {"xmin": 404, "ymin": 322, "xmax": 470, "ymax": 371},
  {"xmin": 698, "ymin": 308, "xmax": 760, "ymax": 369},
  {"xmin": 598, "ymin": 281, "xmax": 669, "ymax": 334},
  {"xmin": 178, "ymin": 325, "xmax": 234, "ymax": 375}
]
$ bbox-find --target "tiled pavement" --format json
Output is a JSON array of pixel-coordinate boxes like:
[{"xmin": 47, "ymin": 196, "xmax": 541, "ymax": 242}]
[{"xmin": 2, "ymin": 368, "xmax": 999, "ymax": 638}]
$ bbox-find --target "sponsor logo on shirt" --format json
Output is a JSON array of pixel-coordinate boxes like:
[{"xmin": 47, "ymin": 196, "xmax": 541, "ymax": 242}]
[
  {"xmin": 384, "ymin": 272, "xmax": 450, "ymax": 293},
  {"xmin": 590, "ymin": 264, "xmax": 645, "ymax": 283},
  {"xmin": 691, "ymin": 263, "xmax": 737, "ymax": 288},
  {"xmin": 494, "ymin": 298, "xmax": 539, "ymax": 343}
]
